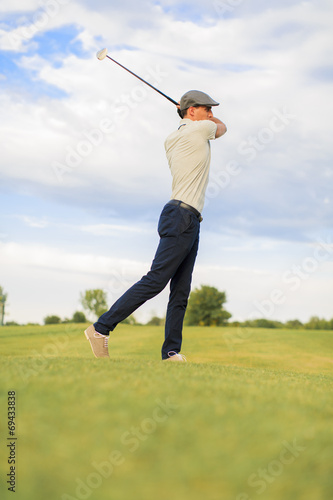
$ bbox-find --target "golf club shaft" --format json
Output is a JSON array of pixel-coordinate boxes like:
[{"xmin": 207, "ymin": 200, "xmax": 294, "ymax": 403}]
[{"xmin": 106, "ymin": 55, "xmax": 178, "ymax": 107}]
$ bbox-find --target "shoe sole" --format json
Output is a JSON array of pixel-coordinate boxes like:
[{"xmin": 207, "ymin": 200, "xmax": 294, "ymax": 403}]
[
  {"xmin": 163, "ymin": 357, "xmax": 187, "ymax": 362},
  {"xmin": 84, "ymin": 328, "xmax": 97, "ymax": 357}
]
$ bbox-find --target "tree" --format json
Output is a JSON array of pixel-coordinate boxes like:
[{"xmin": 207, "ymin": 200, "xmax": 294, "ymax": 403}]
[
  {"xmin": 0, "ymin": 286, "xmax": 8, "ymax": 327},
  {"xmin": 146, "ymin": 316, "xmax": 165, "ymax": 326},
  {"xmin": 305, "ymin": 316, "xmax": 331, "ymax": 330},
  {"xmin": 121, "ymin": 315, "xmax": 138, "ymax": 325},
  {"xmin": 242, "ymin": 318, "xmax": 283, "ymax": 329},
  {"xmin": 80, "ymin": 289, "xmax": 108, "ymax": 320},
  {"xmin": 61, "ymin": 317, "xmax": 72, "ymax": 324},
  {"xmin": 185, "ymin": 285, "xmax": 231, "ymax": 326},
  {"xmin": 285, "ymin": 319, "xmax": 304, "ymax": 329},
  {"xmin": 44, "ymin": 315, "xmax": 61, "ymax": 325},
  {"xmin": 72, "ymin": 311, "xmax": 87, "ymax": 323}
]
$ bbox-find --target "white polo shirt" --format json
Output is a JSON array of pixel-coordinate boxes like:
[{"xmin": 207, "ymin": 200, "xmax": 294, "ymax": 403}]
[{"xmin": 164, "ymin": 118, "xmax": 217, "ymax": 213}]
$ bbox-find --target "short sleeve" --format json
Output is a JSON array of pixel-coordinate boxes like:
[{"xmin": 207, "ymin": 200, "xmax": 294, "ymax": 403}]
[{"xmin": 196, "ymin": 120, "xmax": 217, "ymax": 140}]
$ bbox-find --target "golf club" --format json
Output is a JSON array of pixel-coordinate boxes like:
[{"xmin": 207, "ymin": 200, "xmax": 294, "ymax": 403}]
[{"xmin": 96, "ymin": 48, "xmax": 181, "ymax": 114}]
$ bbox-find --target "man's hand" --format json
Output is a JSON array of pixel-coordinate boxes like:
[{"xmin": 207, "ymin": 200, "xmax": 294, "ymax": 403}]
[{"xmin": 210, "ymin": 116, "xmax": 227, "ymax": 138}]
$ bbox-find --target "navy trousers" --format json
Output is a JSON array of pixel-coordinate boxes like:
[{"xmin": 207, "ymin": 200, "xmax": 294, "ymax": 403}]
[{"xmin": 94, "ymin": 202, "xmax": 200, "ymax": 359}]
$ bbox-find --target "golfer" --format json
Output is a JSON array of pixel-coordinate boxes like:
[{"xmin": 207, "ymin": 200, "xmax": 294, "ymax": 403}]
[{"xmin": 85, "ymin": 90, "xmax": 227, "ymax": 361}]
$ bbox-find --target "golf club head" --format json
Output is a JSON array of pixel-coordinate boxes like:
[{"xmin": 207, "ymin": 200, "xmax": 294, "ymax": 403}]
[{"xmin": 96, "ymin": 48, "xmax": 108, "ymax": 61}]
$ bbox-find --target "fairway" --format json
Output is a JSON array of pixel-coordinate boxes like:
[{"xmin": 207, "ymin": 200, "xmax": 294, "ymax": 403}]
[{"xmin": 0, "ymin": 324, "xmax": 332, "ymax": 500}]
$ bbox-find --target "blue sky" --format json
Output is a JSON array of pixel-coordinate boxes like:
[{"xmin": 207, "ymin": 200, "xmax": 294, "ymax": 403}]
[{"xmin": 0, "ymin": 0, "xmax": 332, "ymax": 324}]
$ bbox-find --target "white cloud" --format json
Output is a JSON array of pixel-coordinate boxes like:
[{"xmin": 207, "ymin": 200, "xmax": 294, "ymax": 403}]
[
  {"xmin": 1, "ymin": 236, "xmax": 332, "ymax": 324},
  {"xmin": 79, "ymin": 223, "xmax": 154, "ymax": 236},
  {"xmin": 0, "ymin": 0, "xmax": 39, "ymax": 13},
  {"xmin": 0, "ymin": 241, "xmax": 147, "ymax": 276},
  {"xmin": 0, "ymin": 239, "xmax": 167, "ymax": 323},
  {"xmin": 20, "ymin": 215, "xmax": 49, "ymax": 228}
]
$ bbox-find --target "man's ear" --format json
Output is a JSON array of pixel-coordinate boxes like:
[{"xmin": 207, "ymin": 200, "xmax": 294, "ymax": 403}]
[{"xmin": 187, "ymin": 106, "xmax": 196, "ymax": 118}]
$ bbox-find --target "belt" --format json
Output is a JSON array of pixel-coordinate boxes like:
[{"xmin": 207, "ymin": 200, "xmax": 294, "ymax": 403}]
[{"xmin": 167, "ymin": 199, "xmax": 203, "ymax": 222}]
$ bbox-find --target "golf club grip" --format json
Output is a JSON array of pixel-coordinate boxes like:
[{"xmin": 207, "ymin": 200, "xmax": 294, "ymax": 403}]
[{"xmin": 106, "ymin": 55, "xmax": 179, "ymax": 107}]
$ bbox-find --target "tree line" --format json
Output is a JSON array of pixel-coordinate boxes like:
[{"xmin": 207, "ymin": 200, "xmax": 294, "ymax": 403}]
[
  {"xmin": 1, "ymin": 285, "xmax": 332, "ymax": 330},
  {"xmin": 229, "ymin": 317, "xmax": 333, "ymax": 330}
]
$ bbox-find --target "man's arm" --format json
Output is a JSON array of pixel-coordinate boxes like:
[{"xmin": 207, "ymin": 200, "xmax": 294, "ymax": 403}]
[{"xmin": 210, "ymin": 116, "xmax": 227, "ymax": 138}]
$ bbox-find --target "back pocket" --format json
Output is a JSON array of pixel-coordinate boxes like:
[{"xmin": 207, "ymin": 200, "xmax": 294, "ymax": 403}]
[{"xmin": 158, "ymin": 205, "xmax": 192, "ymax": 238}]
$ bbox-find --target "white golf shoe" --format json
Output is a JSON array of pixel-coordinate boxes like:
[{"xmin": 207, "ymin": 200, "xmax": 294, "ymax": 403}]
[{"xmin": 163, "ymin": 351, "xmax": 187, "ymax": 362}]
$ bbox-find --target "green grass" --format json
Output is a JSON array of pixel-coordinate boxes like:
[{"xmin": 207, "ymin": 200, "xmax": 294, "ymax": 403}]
[{"xmin": 0, "ymin": 324, "xmax": 332, "ymax": 500}]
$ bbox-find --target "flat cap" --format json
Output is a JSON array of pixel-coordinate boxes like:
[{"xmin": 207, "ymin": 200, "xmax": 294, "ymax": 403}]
[{"xmin": 180, "ymin": 90, "xmax": 219, "ymax": 111}]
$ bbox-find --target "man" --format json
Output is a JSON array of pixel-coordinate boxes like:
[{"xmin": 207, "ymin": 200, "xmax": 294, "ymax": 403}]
[{"xmin": 85, "ymin": 90, "xmax": 227, "ymax": 361}]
